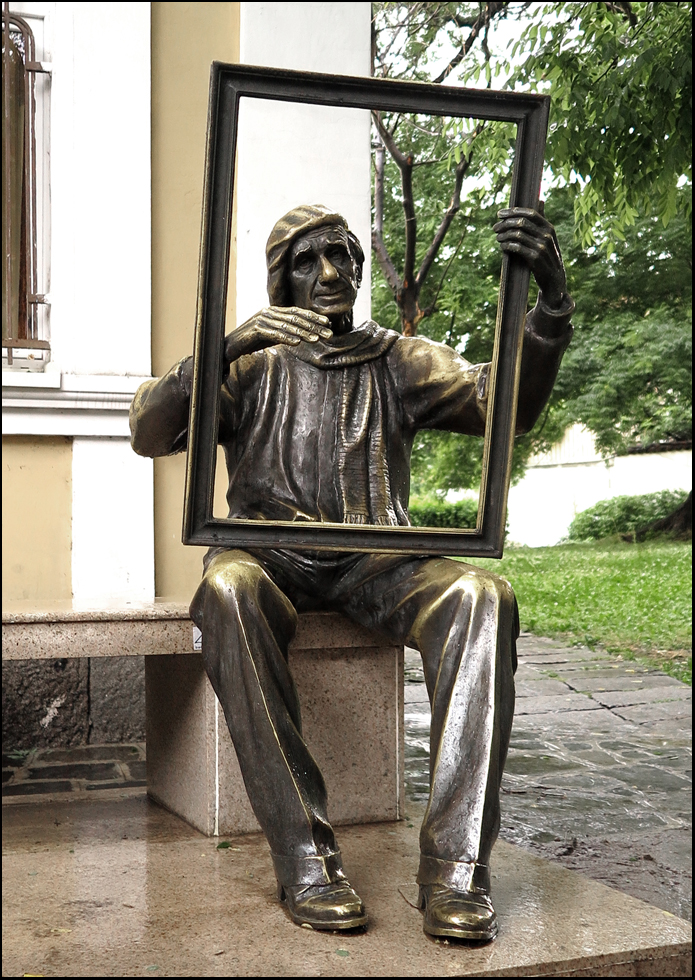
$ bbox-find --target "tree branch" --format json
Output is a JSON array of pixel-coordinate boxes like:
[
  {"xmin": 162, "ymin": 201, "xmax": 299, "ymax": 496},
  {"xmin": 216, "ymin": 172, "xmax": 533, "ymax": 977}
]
[
  {"xmin": 372, "ymin": 110, "xmax": 407, "ymax": 167},
  {"xmin": 373, "ymin": 111, "xmax": 417, "ymax": 288},
  {"xmin": 601, "ymin": 1, "xmax": 637, "ymax": 25},
  {"xmin": 433, "ymin": 1, "xmax": 509, "ymax": 84},
  {"xmin": 422, "ymin": 224, "xmax": 469, "ymax": 319},
  {"xmin": 372, "ymin": 141, "xmax": 400, "ymax": 294},
  {"xmin": 416, "ymin": 125, "xmax": 483, "ymax": 287}
]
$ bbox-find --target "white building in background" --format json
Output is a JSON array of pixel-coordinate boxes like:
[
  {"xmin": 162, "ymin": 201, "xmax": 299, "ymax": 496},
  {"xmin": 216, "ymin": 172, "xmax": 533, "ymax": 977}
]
[
  {"xmin": 506, "ymin": 424, "xmax": 692, "ymax": 547},
  {"xmin": 2, "ymin": 2, "xmax": 373, "ymax": 608}
]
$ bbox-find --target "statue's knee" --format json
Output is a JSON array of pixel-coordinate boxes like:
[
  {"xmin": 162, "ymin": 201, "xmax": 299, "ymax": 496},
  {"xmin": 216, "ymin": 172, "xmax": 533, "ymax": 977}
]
[
  {"xmin": 456, "ymin": 568, "xmax": 515, "ymax": 610},
  {"xmin": 206, "ymin": 557, "xmax": 266, "ymax": 606}
]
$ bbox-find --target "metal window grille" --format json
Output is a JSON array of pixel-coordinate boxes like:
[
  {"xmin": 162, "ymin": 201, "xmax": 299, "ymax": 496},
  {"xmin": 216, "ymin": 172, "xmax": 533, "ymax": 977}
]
[{"xmin": 2, "ymin": 2, "xmax": 49, "ymax": 366}]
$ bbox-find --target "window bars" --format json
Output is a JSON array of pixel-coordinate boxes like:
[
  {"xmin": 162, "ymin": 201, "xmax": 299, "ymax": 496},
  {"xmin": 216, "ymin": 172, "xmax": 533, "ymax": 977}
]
[{"xmin": 2, "ymin": 2, "xmax": 48, "ymax": 366}]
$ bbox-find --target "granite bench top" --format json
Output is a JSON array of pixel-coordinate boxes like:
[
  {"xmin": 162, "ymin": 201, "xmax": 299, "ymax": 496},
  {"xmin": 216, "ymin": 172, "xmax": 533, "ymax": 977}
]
[{"xmin": 1, "ymin": 603, "xmax": 392, "ymax": 660}]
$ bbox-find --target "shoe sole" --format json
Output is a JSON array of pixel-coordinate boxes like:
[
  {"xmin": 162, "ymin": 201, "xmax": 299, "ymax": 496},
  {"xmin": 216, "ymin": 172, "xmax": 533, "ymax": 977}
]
[{"xmin": 423, "ymin": 919, "xmax": 498, "ymax": 942}]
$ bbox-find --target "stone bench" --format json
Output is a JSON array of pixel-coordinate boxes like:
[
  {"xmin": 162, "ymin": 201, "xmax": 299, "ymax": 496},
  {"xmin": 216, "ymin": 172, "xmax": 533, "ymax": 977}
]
[{"xmin": 2, "ymin": 603, "xmax": 404, "ymax": 836}]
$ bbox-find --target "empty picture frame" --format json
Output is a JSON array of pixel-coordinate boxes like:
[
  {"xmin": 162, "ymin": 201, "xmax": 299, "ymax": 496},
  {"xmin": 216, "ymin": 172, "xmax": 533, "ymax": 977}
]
[{"xmin": 183, "ymin": 63, "xmax": 549, "ymax": 557}]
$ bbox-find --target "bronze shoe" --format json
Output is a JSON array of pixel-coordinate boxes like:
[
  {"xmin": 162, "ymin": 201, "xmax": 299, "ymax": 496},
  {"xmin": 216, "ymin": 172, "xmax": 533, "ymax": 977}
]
[
  {"xmin": 418, "ymin": 883, "xmax": 498, "ymax": 942},
  {"xmin": 278, "ymin": 880, "xmax": 368, "ymax": 931}
]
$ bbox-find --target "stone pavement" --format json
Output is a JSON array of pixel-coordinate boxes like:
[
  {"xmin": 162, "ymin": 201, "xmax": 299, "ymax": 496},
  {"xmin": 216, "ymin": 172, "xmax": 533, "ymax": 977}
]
[
  {"xmin": 407, "ymin": 635, "xmax": 692, "ymax": 921},
  {"xmin": 4, "ymin": 635, "xmax": 692, "ymax": 921}
]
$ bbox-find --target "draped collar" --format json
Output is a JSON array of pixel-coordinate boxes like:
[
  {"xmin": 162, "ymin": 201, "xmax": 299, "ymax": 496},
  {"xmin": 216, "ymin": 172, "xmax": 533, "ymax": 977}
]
[{"xmin": 289, "ymin": 320, "xmax": 398, "ymax": 369}]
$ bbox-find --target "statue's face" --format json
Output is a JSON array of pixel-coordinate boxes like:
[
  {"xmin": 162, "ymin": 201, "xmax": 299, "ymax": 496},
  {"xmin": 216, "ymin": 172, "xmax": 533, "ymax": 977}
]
[{"xmin": 288, "ymin": 225, "xmax": 358, "ymax": 322}]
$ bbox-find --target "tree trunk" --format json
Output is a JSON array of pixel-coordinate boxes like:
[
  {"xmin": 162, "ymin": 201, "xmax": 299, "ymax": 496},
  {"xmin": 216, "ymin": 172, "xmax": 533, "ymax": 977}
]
[{"xmin": 632, "ymin": 491, "xmax": 692, "ymax": 542}]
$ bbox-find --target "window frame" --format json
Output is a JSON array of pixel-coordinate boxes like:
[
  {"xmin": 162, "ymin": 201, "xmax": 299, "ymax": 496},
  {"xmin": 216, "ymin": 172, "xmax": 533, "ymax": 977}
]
[{"xmin": 2, "ymin": 1, "xmax": 50, "ymax": 368}]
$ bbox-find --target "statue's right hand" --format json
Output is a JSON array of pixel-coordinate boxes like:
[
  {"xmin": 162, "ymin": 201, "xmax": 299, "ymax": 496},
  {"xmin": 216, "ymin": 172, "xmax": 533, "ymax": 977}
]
[{"xmin": 224, "ymin": 307, "xmax": 332, "ymax": 365}]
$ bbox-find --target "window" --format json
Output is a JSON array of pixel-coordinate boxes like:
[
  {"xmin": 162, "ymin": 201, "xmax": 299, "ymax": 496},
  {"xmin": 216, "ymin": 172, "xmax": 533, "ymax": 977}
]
[{"xmin": 2, "ymin": 1, "xmax": 49, "ymax": 367}]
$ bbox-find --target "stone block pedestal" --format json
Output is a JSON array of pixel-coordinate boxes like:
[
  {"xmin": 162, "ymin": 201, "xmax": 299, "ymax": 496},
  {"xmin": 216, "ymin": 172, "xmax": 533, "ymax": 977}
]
[{"xmin": 145, "ymin": 612, "xmax": 404, "ymax": 836}]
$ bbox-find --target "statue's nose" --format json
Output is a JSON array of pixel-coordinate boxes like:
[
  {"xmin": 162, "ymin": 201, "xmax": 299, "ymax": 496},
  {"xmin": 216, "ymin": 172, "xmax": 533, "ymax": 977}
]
[{"xmin": 318, "ymin": 255, "xmax": 339, "ymax": 280}]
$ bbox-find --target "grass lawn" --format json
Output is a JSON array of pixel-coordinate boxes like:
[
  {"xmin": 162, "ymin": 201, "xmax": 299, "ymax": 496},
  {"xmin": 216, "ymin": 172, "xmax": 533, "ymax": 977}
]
[{"xmin": 471, "ymin": 539, "xmax": 692, "ymax": 684}]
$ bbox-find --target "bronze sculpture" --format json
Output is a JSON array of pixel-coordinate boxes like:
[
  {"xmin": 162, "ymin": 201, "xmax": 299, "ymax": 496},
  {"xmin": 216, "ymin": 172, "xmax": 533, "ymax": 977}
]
[{"xmin": 130, "ymin": 202, "xmax": 573, "ymax": 941}]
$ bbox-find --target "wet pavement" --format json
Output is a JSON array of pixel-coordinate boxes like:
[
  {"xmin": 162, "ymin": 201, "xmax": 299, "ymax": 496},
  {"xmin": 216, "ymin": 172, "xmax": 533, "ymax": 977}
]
[
  {"xmin": 4, "ymin": 635, "xmax": 692, "ymax": 922},
  {"xmin": 407, "ymin": 635, "xmax": 692, "ymax": 921}
]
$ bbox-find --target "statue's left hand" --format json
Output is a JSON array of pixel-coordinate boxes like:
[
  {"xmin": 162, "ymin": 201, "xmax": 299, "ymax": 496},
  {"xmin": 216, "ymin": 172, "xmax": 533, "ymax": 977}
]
[{"xmin": 494, "ymin": 207, "xmax": 567, "ymax": 308}]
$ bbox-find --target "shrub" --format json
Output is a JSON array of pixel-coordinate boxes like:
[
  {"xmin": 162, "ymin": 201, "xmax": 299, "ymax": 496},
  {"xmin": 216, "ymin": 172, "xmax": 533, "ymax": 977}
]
[
  {"xmin": 408, "ymin": 497, "xmax": 478, "ymax": 529},
  {"xmin": 567, "ymin": 490, "xmax": 689, "ymax": 541}
]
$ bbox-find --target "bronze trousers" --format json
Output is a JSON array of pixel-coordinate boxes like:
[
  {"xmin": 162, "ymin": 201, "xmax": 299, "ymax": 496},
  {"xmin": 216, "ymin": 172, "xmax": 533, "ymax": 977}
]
[{"xmin": 190, "ymin": 548, "xmax": 518, "ymax": 893}]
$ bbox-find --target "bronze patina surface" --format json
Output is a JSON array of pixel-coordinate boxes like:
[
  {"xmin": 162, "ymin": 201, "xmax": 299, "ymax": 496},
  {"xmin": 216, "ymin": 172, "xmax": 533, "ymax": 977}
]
[{"xmin": 130, "ymin": 200, "xmax": 572, "ymax": 939}]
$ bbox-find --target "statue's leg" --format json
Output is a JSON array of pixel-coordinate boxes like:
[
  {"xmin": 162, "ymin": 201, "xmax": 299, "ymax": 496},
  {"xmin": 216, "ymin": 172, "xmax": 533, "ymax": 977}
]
[
  {"xmin": 189, "ymin": 550, "xmax": 345, "ymax": 891},
  {"xmin": 338, "ymin": 555, "xmax": 517, "ymax": 939}
]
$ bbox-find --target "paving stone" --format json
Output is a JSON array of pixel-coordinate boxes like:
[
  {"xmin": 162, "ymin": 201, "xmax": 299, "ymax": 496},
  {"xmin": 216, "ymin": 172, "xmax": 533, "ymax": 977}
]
[
  {"xmin": 403, "ymin": 683, "xmax": 429, "ymax": 704},
  {"xmin": 515, "ymin": 679, "xmax": 572, "ymax": 696},
  {"xmin": 558, "ymin": 671, "xmax": 667, "ymax": 688},
  {"xmin": 3, "ymin": 780, "xmax": 74, "ymax": 796},
  {"xmin": 27, "ymin": 762, "xmax": 120, "ymax": 782},
  {"xmin": 514, "ymin": 693, "xmax": 602, "ymax": 714},
  {"xmin": 39, "ymin": 744, "xmax": 145, "ymax": 763},
  {"xmin": 124, "ymin": 760, "xmax": 146, "ymax": 781},
  {"xmin": 607, "ymin": 764, "xmax": 691, "ymax": 793},
  {"xmin": 591, "ymin": 687, "xmax": 691, "ymax": 709},
  {"xmin": 614, "ymin": 702, "xmax": 692, "ymax": 725}
]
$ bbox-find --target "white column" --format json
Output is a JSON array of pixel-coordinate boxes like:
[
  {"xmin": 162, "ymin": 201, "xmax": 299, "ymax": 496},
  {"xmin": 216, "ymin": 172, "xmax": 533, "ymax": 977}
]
[
  {"xmin": 235, "ymin": 2, "xmax": 373, "ymax": 327},
  {"xmin": 71, "ymin": 437, "xmax": 154, "ymax": 603}
]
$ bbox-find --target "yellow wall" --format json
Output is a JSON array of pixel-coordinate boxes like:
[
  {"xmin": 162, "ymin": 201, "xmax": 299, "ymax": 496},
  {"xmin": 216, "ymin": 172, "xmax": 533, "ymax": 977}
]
[
  {"xmin": 151, "ymin": 2, "xmax": 239, "ymax": 599},
  {"xmin": 2, "ymin": 436, "xmax": 73, "ymax": 602}
]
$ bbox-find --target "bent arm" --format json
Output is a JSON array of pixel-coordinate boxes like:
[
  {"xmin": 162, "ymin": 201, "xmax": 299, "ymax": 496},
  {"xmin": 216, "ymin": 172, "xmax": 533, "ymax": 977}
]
[
  {"xmin": 397, "ymin": 292, "xmax": 573, "ymax": 436},
  {"xmin": 130, "ymin": 357, "xmax": 193, "ymax": 457}
]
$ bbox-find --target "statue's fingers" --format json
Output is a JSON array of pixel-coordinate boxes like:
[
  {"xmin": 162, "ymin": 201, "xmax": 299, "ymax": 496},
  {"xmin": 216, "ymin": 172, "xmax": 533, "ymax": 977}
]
[
  {"xmin": 256, "ymin": 316, "xmax": 320, "ymax": 343},
  {"xmin": 265, "ymin": 309, "xmax": 332, "ymax": 338},
  {"xmin": 272, "ymin": 306, "xmax": 331, "ymax": 326},
  {"xmin": 497, "ymin": 206, "xmax": 541, "ymax": 220},
  {"xmin": 496, "ymin": 229, "xmax": 547, "ymax": 252},
  {"xmin": 499, "ymin": 240, "xmax": 541, "ymax": 265}
]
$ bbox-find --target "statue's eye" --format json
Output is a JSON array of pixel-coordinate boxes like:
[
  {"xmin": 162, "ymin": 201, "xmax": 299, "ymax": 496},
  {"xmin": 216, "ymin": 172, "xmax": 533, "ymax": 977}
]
[
  {"xmin": 293, "ymin": 254, "xmax": 314, "ymax": 272},
  {"xmin": 327, "ymin": 246, "xmax": 349, "ymax": 265}
]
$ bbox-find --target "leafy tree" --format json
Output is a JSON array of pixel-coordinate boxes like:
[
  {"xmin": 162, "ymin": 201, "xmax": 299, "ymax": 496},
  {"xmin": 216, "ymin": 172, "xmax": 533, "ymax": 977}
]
[
  {"xmin": 544, "ymin": 183, "xmax": 692, "ymax": 455},
  {"xmin": 373, "ymin": 2, "xmax": 692, "ymax": 257},
  {"xmin": 371, "ymin": 2, "xmax": 692, "ymax": 498}
]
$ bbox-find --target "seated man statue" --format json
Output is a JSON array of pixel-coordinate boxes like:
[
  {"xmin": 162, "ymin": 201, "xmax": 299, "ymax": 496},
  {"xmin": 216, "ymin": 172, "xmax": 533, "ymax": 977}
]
[{"xmin": 130, "ymin": 203, "xmax": 573, "ymax": 941}]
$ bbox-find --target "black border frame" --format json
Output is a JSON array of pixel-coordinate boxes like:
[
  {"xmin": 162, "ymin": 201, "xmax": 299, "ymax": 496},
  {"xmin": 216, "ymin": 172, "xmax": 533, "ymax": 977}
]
[{"xmin": 183, "ymin": 64, "xmax": 550, "ymax": 557}]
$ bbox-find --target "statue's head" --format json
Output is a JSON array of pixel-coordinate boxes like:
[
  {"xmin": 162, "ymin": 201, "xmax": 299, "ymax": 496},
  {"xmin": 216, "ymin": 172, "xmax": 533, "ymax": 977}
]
[{"xmin": 266, "ymin": 205, "xmax": 364, "ymax": 331}]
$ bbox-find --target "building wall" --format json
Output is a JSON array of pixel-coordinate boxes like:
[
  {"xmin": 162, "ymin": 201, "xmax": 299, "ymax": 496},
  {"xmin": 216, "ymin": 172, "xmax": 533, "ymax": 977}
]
[
  {"xmin": 506, "ymin": 425, "xmax": 692, "ymax": 546},
  {"xmin": 151, "ymin": 1, "xmax": 241, "ymax": 599},
  {"xmin": 1, "ymin": 436, "xmax": 72, "ymax": 602},
  {"xmin": 235, "ymin": 2, "xmax": 373, "ymax": 330},
  {"xmin": 3, "ymin": 1, "xmax": 155, "ymax": 607}
]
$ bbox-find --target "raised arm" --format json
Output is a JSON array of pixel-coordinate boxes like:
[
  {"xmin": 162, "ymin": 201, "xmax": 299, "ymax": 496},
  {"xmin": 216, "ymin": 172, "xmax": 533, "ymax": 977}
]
[
  {"xmin": 130, "ymin": 305, "xmax": 332, "ymax": 458},
  {"xmin": 494, "ymin": 206, "xmax": 573, "ymax": 433}
]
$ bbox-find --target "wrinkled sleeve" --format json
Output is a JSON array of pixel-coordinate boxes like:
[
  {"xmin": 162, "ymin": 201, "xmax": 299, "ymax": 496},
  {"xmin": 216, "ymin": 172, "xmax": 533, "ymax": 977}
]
[
  {"xmin": 393, "ymin": 337, "xmax": 489, "ymax": 436},
  {"xmin": 392, "ymin": 294, "xmax": 574, "ymax": 437},
  {"xmin": 130, "ymin": 356, "xmax": 242, "ymax": 458},
  {"xmin": 130, "ymin": 357, "xmax": 193, "ymax": 457}
]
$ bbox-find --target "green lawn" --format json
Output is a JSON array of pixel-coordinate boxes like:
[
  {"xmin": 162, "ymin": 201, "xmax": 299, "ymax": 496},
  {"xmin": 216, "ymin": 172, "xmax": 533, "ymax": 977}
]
[{"xmin": 471, "ymin": 539, "xmax": 692, "ymax": 684}]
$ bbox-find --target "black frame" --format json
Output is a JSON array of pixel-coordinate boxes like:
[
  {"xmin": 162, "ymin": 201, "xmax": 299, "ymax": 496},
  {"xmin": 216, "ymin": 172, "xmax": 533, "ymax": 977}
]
[{"xmin": 183, "ymin": 63, "xmax": 549, "ymax": 557}]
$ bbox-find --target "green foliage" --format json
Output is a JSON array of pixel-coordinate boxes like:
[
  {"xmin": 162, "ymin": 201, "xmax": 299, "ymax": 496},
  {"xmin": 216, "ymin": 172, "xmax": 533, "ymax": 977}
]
[
  {"xmin": 408, "ymin": 495, "xmax": 478, "ymax": 528},
  {"xmin": 507, "ymin": 1, "xmax": 692, "ymax": 252},
  {"xmin": 373, "ymin": 3, "xmax": 692, "ymax": 487},
  {"xmin": 473, "ymin": 539, "xmax": 692, "ymax": 681},
  {"xmin": 544, "ymin": 183, "xmax": 692, "ymax": 454},
  {"xmin": 567, "ymin": 490, "xmax": 689, "ymax": 541},
  {"xmin": 374, "ymin": 1, "xmax": 693, "ymax": 250}
]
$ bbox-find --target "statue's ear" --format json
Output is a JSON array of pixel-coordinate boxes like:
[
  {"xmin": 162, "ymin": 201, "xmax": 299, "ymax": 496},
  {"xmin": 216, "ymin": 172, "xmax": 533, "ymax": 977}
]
[{"xmin": 347, "ymin": 231, "xmax": 364, "ymax": 289}]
